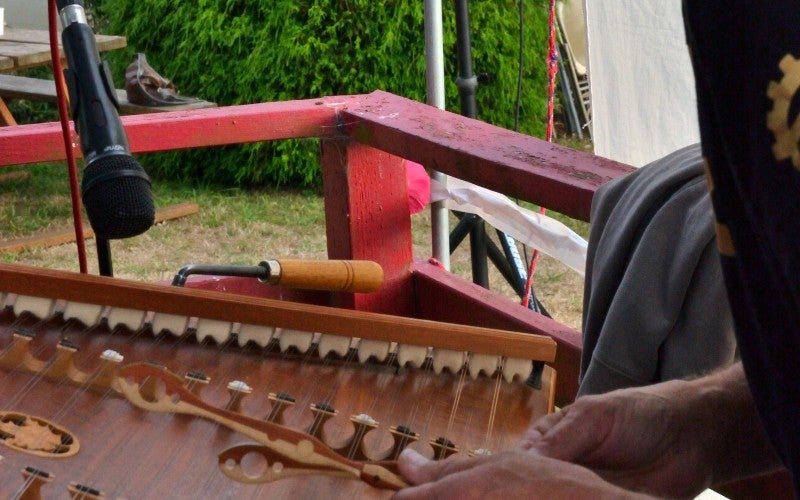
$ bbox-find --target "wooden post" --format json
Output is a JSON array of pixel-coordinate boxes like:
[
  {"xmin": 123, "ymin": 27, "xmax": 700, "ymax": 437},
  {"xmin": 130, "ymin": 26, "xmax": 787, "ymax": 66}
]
[{"xmin": 321, "ymin": 138, "xmax": 415, "ymax": 316}]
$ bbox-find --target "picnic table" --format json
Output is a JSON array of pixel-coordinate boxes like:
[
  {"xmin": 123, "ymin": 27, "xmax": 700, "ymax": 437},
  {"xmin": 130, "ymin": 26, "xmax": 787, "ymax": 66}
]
[
  {"xmin": 0, "ymin": 27, "xmax": 126, "ymax": 126},
  {"xmin": 0, "ymin": 28, "xmax": 214, "ymax": 126}
]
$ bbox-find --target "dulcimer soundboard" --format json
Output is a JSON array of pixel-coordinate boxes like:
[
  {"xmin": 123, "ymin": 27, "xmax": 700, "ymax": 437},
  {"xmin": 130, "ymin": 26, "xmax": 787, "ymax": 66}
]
[{"xmin": 0, "ymin": 262, "xmax": 556, "ymax": 498}]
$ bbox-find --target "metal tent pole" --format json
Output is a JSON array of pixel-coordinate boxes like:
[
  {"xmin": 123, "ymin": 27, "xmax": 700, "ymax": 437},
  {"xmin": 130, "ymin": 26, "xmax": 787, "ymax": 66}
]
[{"xmin": 424, "ymin": 0, "xmax": 450, "ymax": 270}]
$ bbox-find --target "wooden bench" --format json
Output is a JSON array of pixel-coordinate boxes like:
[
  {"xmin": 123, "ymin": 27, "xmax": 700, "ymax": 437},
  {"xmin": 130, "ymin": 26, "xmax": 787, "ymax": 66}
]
[{"xmin": 0, "ymin": 73, "xmax": 216, "ymax": 120}]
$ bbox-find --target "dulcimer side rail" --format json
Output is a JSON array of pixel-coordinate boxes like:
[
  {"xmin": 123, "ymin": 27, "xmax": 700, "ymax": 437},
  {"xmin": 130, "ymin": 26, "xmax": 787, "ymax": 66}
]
[{"xmin": 0, "ymin": 262, "xmax": 555, "ymax": 362}]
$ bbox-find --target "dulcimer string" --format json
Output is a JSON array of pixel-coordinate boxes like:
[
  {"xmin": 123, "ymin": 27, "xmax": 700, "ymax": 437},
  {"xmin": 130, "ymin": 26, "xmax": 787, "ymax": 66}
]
[
  {"xmin": 340, "ymin": 341, "xmax": 415, "ymax": 462},
  {"xmin": 158, "ymin": 331, "xmax": 249, "ymax": 496},
  {"xmin": 1, "ymin": 268, "xmax": 556, "ymax": 496},
  {"xmin": 53, "ymin": 313, "xmax": 162, "ymax": 497},
  {"xmin": 0, "ymin": 306, "xmax": 62, "ymax": 402},
  {"xmin": 3, "ymin": 304, "xmax": 129, "ymax": 498},
  {"xmin": 482, "ymin": 357, "xmax": 506, "ymax": 452},
  {"xmin": 108, "ymin": 318, "xmax": 259, "ymax": 496},
  {"xmin": 1, "ymin": 302, "xmax": 102, "ymax": 409}
]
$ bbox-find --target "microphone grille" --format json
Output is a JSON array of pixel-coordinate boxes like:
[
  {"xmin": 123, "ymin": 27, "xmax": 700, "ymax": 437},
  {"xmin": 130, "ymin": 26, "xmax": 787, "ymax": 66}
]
[{"xmin": 81, "ymin": 155, "xmax": 155, "ymax": 239}]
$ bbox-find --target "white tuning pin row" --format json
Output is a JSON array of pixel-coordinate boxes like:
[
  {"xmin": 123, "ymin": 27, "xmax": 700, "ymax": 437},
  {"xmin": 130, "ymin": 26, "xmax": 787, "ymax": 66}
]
[{"xmin": 7, "ymin": 295, "xmax": 535, "ymax": 383}]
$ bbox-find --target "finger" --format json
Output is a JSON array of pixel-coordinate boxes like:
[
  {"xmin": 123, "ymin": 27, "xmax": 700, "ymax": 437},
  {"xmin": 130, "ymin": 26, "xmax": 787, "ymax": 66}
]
[
  {"xmin": 393, "ymin": 456, "xmax": 491, "ymax": 500},
  {"xmin": 515, "ymin": 409, "xmax": 567, "ymax": 451},
  {"xmin": 523, "ymin": 403, "xmax": 610, "ymax": 462},
  {"xmin": 396, "ymin": 448, "xmax": 486, "ymax": 486},
  {"xmin": 392, "ymin": 476, "xmax": 461, "ymax": 500}
]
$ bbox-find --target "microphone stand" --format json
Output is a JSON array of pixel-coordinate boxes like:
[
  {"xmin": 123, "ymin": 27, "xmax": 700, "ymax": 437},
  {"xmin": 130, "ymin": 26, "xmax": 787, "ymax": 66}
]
[
  {"xmin": 97, "ymin": 238, "xmax": 113, "ymax": 277},
  {"xmin": 450, "ymin": 0, "xmax": 533, "ymax": 303},
  {"xmin": 451, "ymin": 0, "xmax": 489, "ymax": 287},
  {"xmin": 450, "ymin": 0, "xmax": 545, "ymax": 388}
]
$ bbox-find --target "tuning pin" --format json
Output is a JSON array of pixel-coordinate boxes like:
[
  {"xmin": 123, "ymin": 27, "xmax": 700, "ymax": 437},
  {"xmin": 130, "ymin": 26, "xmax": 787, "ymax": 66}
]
[
  {"xmin": 265, "ymin": 392, "xmax": 296, "ymax": 424},
  {"xmin": 226, "ymin": 380, "xmax": 253, "ymax": 413},
  {"xmin": 18, "ymin": 466, "xmax": 53, "ymax": 500},
  {"xmin": 184, "ymin": 371, "xmax": 210, "ymax": 396},
  {"xmin": 429, "ymin": 437, "xmax": 459, "ymax": 460},
  {"xmin": 67, "ymin": 482, "xmax": 105, "ymax": 499},
  {"xmin": 333, "ymin": 413, "xmax": 379, "ymax": 460}
]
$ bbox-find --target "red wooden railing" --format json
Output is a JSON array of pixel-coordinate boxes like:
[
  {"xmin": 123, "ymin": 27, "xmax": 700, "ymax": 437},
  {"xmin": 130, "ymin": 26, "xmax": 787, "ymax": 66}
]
[{"xmin": 0, "ymin": 90, "xmax": 634, "ymax": 405}]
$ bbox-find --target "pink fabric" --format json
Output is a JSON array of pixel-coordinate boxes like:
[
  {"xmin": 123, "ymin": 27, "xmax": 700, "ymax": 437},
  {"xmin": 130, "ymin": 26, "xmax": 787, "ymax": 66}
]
[{"xmin": 405, "ymin": 160, "xmax": 430, "ymax": 214}]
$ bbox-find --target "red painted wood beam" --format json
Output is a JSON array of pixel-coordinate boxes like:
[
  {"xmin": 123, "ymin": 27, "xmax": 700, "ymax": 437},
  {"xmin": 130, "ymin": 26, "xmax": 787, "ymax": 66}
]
[
  {"xmin": 411, "ymin": 259, "xmax": 582, "ymax": 405},
  {"xmin": 321, "ymin": 139, "xmax": 415, "ymax": 315},
  {"xmin": 0, "ymin": 96, "xmax": 356, "ymax": 166},
  {"xmin": 342, "ymin": 90, "xmax": 634, "ymax": 221}
]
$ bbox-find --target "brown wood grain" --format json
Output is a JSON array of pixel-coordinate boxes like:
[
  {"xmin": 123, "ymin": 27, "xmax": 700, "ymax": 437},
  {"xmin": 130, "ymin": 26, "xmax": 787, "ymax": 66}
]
[
  {"xmin": 274, "ymin": 259, "xmax": 384, "ymax": 293},
  {"xmin": 0, "ymin": 202, "xmax": 199, "ymax": 253},
  {"xmin": 0, "ymin": 310, "xmax": 553, "ymax": 498},
  {"xmin": 0, "ymin": 28, "xmax": 126, "ymax": 71},
  {"xmin": 0, "ymin": 74, "xmax": 215, "ymax": 114}
]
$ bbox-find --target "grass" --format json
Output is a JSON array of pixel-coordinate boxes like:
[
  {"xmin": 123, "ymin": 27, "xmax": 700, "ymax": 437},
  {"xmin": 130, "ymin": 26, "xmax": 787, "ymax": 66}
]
[{"xmin": 0, "ymin": 161, "xmax": 586, "ymax": 330}]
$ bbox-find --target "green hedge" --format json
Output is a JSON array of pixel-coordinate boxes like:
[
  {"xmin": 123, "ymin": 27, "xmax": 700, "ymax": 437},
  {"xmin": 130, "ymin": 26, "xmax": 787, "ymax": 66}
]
[{"xmin": 95, "ymin": 0, "xmax": 551, "ymax": 187}]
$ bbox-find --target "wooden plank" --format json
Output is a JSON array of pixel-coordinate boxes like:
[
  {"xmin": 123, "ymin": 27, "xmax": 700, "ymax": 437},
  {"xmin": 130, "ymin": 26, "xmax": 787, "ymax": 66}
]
[
  {"xmin": 412, "ymin": 260, "xmax": 582, "ymax": 405},
  {"xmin": 0, "ymin": 28, "xmax": 127, "ymax": 53},
  {"xmin": 0, "ymin": 40, "xmax": 53, "ymax": 69},
  {"xmin": 0, "ymin": 261, "xmax": 557, "ymax": 361},
  {"xmin": 0, "ymin": 74, "xmax": 215, "ymax": 114},
  {"xmin": 0, "ymin": 202, "xmax": 199, "ymax": 253},
  {"xmin": 0, "ymin": 74, "xmax": 59, "ymax": 100},
  {"xmin": 0, "ymin": 170, "xmax": 29, "ymax": 182},
  {"xmin": 0, "ymin": 55, "xmax": 13, "ymax": 71},
  {"xmin": 0, "ymin": 28, "xmax": 126, "ymax": 71},
  {"xmin": 342, "ymin": 90, "xmax": 634, "ymax": 222},
  {"xmin": 0, "ymin": 96, "xmax": 349, "ymax": 166}
]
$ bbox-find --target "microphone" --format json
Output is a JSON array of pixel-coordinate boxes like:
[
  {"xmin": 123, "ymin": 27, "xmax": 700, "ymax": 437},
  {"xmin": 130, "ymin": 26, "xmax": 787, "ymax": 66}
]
[{"xmin": 57, "ymin": 0, "xmax": 155, "ymax": 239}]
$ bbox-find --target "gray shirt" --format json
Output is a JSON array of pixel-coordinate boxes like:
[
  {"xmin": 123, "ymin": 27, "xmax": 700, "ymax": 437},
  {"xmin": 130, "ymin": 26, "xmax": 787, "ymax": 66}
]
[{"xmin": 579, "ymin": 144, "xmax": 736, "ymax": 396}]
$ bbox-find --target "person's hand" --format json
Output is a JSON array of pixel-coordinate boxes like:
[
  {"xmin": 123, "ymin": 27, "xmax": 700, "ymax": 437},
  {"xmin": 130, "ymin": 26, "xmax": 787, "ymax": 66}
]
[
  {"xmin": 517, "ymin": 384, "xmax": 713, "ymax": 498},
  {"xmin": 392, "ymin": 364, "xmax": 776, "ymax": 499},
  {"xmin": 392, "ymin": 448, "xmax": 649, "ymax": 500}
]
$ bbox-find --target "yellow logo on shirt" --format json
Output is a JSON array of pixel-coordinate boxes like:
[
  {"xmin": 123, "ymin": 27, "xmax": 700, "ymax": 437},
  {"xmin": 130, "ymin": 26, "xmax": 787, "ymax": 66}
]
[
  {"xmin": 703, "ymin": 159, "xmax": 736, "ymax": 257},
  {"xmin": 767, "ymin": 54, "xmax": 800, "ymax": 169}
]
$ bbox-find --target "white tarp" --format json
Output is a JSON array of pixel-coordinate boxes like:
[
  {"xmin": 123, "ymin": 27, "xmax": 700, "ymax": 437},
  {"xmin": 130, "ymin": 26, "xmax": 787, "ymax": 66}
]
[
  {"xmin": 583, "ymin": 0, "xmax": 700, "ymax": 167},
  {"xmin": 430, "ymin": 177, "xmax": 588, "ymax": 276}
]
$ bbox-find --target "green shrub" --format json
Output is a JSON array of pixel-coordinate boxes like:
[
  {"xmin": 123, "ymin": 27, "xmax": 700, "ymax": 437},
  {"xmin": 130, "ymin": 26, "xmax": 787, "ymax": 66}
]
[{"xmin": 95, "ymin": 0, "xmax": 551, "ymax": 187}]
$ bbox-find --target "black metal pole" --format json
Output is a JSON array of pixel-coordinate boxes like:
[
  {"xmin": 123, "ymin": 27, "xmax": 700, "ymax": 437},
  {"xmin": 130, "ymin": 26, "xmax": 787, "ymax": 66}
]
[
  {"xmin": 453, "ymin": 0, "xmax": 488, "ymax": 287},
  {"xmin": 454, "ymin": 0, "xmax": 478, "ymax": 119},
  {"xmin": 96, "ymin": 237, "xmax": 113, "ymax": 277}
]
